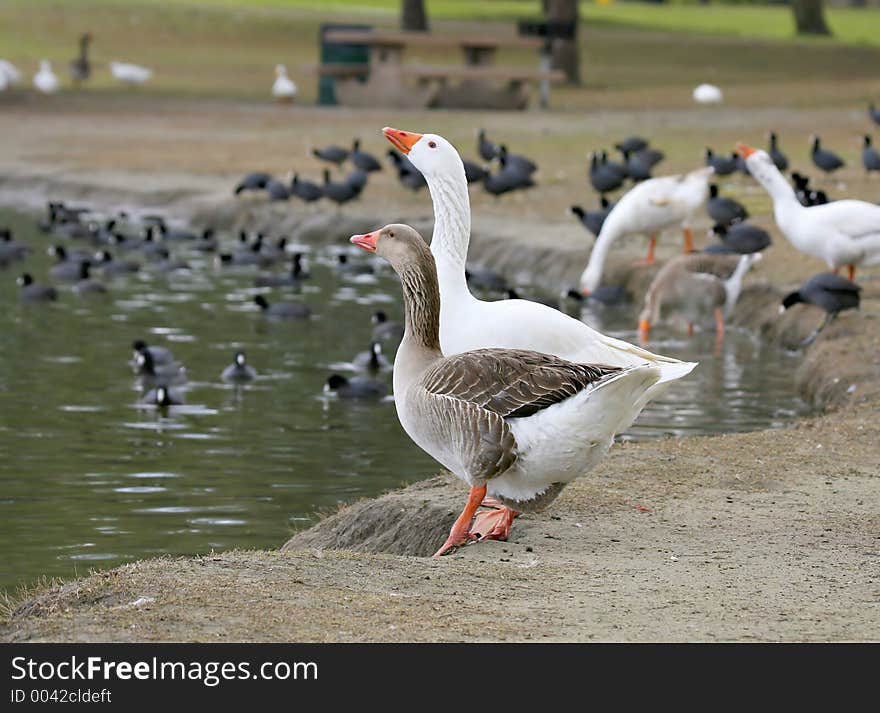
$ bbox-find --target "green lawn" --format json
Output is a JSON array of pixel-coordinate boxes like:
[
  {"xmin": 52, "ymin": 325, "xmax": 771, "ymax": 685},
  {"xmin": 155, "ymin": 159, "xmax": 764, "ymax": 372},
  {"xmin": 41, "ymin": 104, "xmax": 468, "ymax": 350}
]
[
  {"xmin": 3, "ymin": 0, "xmax": 880, "ymax": 106},
  {"xmin": 124, "ymin": 0, "xmax": 880, "ymax": 46}
]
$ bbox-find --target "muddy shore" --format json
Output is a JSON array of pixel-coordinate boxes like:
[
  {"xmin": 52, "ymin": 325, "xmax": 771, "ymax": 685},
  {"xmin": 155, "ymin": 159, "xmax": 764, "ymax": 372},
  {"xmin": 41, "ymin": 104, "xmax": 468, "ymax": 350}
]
[{"xmin": 1, "ymin": 114, "xmax": 879, "ymax": 641}]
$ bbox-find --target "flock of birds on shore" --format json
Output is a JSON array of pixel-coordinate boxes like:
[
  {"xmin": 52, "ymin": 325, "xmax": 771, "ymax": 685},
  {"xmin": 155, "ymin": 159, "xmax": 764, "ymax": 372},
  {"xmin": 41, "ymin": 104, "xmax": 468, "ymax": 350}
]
[
  {"xmin": 0, "ymin": 35, "xmax": 153, "ymax": 93},
  {"xmin": 0, "ymin": 34, "xmax": 301, "ymax": 99},
  {"xmin": 4, "ymin": 112, "xmax": 878, "ymax": 554},
  {"xmin": 231, "ymin": 128, "xmax": 542, "ymax": 206}
]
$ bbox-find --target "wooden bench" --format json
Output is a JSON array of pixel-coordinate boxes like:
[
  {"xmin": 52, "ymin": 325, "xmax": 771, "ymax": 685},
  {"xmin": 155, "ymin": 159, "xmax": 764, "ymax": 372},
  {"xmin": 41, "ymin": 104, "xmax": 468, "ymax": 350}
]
[
  {"xmin": 312, "ymin": 30, "xmax": 561, "ymax": 110},
  {"xmin": 307, "ymin": 62, "xmax": 369, "ymax": 78}
]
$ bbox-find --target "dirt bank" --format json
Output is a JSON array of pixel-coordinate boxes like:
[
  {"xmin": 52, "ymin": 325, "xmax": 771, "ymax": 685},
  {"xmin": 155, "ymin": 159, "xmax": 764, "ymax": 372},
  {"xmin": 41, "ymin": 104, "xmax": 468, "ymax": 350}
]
[{"xmin": 2, "ymin": 98, "xmax": 879, "ymax": 642}]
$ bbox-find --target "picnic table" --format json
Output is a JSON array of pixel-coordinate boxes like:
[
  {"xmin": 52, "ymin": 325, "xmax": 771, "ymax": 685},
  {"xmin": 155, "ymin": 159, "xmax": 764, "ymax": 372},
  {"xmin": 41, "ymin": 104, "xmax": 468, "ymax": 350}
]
[{"xmin": 311, "ymin": 30, "xmax": 565, "ymax": 110}]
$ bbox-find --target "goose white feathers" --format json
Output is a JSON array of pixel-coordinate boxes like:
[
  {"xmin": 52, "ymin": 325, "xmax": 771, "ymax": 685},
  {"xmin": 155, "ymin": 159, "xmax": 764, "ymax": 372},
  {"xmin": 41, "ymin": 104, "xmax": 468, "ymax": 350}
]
[
  {"xmin": 693, "ymin": 83, "xmax": 723, "ymax": 104},
  {"xmin": 578, "ymin": 166, "xmax": 714, "ymax": 294},
  {"xmin": 351, "ymin": 224, "xmax": 663, "ymax": 557},
  {"xmin": 109, "ymin": 61, "xmax": 152, "ymax": 85},
  {"xmin": 0, "ymin": 60, "xmax": 21, "ymax": 90},
  {"xmin": 271, "ymin": 64, "xmax": 297, "ymax": 102},
  {"xmin": 33, "ymin": 60, "xmax": 59, "ymax": 94},
  {"xmin": 381, "ymin": 127, "xmax": 696, "ymax": 402},
  {"xmin": 738, "ymin": 143, "xmax": 880, "ymax": 280}
]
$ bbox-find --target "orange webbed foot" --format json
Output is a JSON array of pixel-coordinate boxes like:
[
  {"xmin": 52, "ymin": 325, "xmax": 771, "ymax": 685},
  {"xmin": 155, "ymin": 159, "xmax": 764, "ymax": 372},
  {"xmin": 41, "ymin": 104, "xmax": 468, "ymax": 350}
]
[{"xmin": 471, "ymin": 506, "xmax": 520, "ymax": 542}]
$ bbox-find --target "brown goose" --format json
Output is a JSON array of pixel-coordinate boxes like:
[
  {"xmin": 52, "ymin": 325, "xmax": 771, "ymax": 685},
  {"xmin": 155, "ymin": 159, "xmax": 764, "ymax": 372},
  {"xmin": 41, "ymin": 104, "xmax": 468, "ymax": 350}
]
[
  {"xmin": 638, "ymin": 252, "xmax": 760, "ymax": 342},
  {"xmin": 350, "ymin": 224, "xmax": 661, "ymax": 557}
]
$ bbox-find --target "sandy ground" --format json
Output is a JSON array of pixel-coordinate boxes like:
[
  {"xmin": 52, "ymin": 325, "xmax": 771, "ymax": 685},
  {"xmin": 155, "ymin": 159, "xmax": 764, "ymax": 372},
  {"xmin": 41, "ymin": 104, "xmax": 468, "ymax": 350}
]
[{"xmin": 1, "ymin": 96, "xmax": 879, "ymax": 642}]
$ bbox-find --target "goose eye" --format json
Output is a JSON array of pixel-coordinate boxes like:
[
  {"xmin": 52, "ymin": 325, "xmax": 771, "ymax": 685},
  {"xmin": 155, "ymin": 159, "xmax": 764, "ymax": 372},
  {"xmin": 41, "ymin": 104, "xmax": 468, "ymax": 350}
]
[
  {"xmin": 428, "ymin": 141, "xmax": 437, "ymax": 149},
  {"xmin": 388, "ymin": 231, "xmax": 395, "ymax": 238}
]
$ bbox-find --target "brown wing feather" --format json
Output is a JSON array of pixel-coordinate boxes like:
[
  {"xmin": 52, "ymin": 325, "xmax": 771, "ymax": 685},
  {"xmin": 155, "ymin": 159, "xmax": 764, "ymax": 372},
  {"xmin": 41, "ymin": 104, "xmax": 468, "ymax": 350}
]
[
  {"xmin": 422, "ymin": 394, "xmax": 517, "ymax": 482},
  {"xmin": 421, "ymin": 349, "xmax": 622, "ymax": 420},
  {"xmin": 678, "ymin": 253, "xmax": 740, "ymax": 280}
]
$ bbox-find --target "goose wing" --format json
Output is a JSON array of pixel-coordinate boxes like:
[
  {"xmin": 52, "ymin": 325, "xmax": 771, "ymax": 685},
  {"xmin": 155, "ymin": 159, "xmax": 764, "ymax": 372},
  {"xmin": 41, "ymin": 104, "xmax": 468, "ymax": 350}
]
[
  {"xmin": 810, "ymin": 200, "xmax": 880, "ymax": 240},
  {"xmin": 679, "ymin": 253, "xmax": 740, "ymax": 280},
  {"xmin": 422, "ymin": 349, "xmax": 621, "ymax": 419},
  {"xmin": 417, "ymin": 349, "xmax": 621, "ymax": 481}
]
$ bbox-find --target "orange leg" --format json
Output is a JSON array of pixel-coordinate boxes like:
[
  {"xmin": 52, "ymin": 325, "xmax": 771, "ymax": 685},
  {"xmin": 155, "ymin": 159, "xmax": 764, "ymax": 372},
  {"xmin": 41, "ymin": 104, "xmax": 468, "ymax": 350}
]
[
  {"xmin": 683, "ymin": 227, "xmax": 694, "ymax": 253},
  {"xmin": 687, "ymin": 322, "xmax": 694, "ymax": 337},
  {"xmin": 471, "ymin": 505, "xmax": 520, "ymax": 542},
  {"xmin": 848, "ymin": 264, "xmax": 856, "ymax": 282},
  {"xmin": 714, "ymin": 308, "xmax": 725, "ymax": 355},
  {"xmin": 433, "ymin": 485, "xmax": 486, "ymax": 558},
  {"xmin": 714, "ymin": 308, "xmax": 725, "ymax": 338},
  {"xmin": 638, "ymin": 319, "xmax": 650, "ymax": 345},
  {"xmin": 634, "ymin": 235, "xmax": 657, "ymax": 266}
]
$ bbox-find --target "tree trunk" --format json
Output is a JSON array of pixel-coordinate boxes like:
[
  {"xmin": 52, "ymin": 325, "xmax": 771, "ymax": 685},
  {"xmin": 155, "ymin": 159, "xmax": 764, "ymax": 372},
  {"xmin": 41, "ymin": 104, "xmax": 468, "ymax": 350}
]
[
  {"xmin": 792, "ymin": 0, "xmax": 832, "ymax": 36},
  {"xmin": 544, "ymin": 0, "xmax": 580, "ymax": 85},
  {"xmin": 401, "ymin": 0, "xmax": 429, "ymax": 32}
]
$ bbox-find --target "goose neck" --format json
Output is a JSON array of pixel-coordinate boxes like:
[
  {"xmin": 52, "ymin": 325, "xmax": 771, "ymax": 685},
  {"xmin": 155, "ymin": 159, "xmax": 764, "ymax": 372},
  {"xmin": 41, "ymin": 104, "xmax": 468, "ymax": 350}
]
[
  {"xmin": 398, "ymin": 256, "xmax": 443, "ymax": 357},
  {"xmin": 426, "ymin": 172, "xmax": 471, "ymax": 279}
]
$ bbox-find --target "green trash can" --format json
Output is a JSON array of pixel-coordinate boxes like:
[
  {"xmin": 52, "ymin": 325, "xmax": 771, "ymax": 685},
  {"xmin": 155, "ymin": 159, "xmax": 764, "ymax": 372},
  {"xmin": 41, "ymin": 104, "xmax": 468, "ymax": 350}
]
[{"xmin": 319, "ymin": 23, "xmax": 371, "ymax": 106}]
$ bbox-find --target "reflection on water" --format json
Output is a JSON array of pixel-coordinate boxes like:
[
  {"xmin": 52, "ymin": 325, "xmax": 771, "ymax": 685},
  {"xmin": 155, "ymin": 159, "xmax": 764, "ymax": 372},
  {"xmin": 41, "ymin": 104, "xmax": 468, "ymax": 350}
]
[
  {"xmin": 574, "ymin": 301, "xmax": 808, "ymax": 441},
  {"xmin": 0, "ymin": 209, "xmax": 806, "ymax": 590}
]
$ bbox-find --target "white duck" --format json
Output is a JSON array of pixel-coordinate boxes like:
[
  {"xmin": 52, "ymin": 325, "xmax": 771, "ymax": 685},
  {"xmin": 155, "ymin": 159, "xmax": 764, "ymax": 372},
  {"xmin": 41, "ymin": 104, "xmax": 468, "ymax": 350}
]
[
  {"xmin": 638, "ymin": 252, "xmax": 761, "ymax": 342},
  {"xmin": 33, "ymin": 60, "xmax": 59, "ymax": 94},
  {"xmin": 738, "ymin": 143, "xmax": 880, "ymax": 281},
  {"xmin": 271, "ymin": 64, "xmax": 297, "ymax": 102},
  {"xmin": 109, "ymin": 61, "xmax": 152, "ymax": 85},
  {"xmin": 693, "ymin": 83, "xmax": 723, "ymax": 104},
  {"xmin": 0, "ymin": 60, "xmax": 21, "ymax": 89},
  {"xmin": 382, "ymin": 127, "xmax": 696, "ymax": 530},
  {"xmin": 351, "ymin": 224, "xmax": 662, "ymax": 556},
  {"xmin": 578, "ymin": 166, "xmax": 714, "ymax": 294}
]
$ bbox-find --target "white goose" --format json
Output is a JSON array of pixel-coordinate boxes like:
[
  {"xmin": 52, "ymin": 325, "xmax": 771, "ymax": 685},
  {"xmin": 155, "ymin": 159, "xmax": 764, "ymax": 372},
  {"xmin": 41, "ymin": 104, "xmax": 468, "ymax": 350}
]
[
  {"xmin": 109, "ymin": 61, "xmax": 152, "ymax": 85},
  {"xmin": 738, "ymin": 143, "xmax": 880, "ymax": 281},
  {"xmin": 33, "ymin": 60, "xmax": 59, "ymax": 94},
  {"xmin": 0, "ymin": 60, "xmax": 21, "ymax": 90},
  {"xmin": 382, "ymin": 127, "xmax": 695, "ymax": 375},
  {"xmin": 578, "ymin": 166, "xmax": 714, "ymax": 294},
  {"xmin": 693, "ymin": 83, "xmax": 723, "ymax": 105},
  {"xmin": 382, "ymin": 127, "xmax": 696, "ymax": 532},
  {"xmin": 271, "ymin": 64, "xmax": 297, "ymax": 102},
  {"xmin": 351, "ymin": 224, "xmax": 662, "ymax": 556}
]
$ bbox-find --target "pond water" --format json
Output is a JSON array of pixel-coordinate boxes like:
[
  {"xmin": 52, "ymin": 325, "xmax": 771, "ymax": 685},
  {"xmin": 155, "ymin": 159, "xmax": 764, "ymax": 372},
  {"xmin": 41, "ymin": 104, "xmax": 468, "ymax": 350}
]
[{"xmin": 0, "ymin": 208, "xmax": 807, "ymax": 591}]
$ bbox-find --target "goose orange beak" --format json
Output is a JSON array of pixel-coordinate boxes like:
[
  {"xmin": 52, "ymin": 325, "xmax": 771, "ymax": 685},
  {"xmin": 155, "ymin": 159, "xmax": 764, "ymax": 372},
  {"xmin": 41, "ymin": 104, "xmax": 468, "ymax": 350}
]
[
  {"xmin": 350, "ymin": 231, "xmax": 378, "ymax": 253},
  {"xmin": 383, "ymin": 127, "xmax": 422, "ymax": 155},
  {"xmin": 736, "ymin": 143, "xmax": 756, "ymax": 159}
]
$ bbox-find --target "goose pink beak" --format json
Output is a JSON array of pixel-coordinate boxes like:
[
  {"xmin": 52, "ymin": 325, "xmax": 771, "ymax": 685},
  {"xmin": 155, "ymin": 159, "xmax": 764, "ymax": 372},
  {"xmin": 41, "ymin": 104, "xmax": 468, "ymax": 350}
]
[
  {"xmin": 350, "ymin": 231, "xmax": 378, "ymax": 252},
  {"xmin": 383, "ymin": 126, "xmax": 422, "ymax": 155},
  {"xmin": 736, "ymin": 143, "xmax": 756, "ymax": 159}
]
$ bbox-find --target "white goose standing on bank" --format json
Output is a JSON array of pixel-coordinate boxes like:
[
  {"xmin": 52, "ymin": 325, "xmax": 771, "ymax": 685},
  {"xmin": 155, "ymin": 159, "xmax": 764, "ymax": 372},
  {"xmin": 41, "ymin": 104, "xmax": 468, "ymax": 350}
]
[
  {"xmin": 351, "ymin": 224, "xmax": 663, "ymax": 556},
  {"xmin": 578, "ymin": 166, "xmax": 714, "ymax": 295},
  {"xmin": 0, "ymin": 60, "xmax": 21, "ymax": 90},
  {"xmin": 109, "ymin": 61, "xmax": 152, "ymax": 86},
  {"xmin": 33, "ymin": 60, "xmax": 59, "ymax": 94},
  {"xmin": 738, "ymin": 143, "xmax": 880, "ymax": 281},
  {"xmin": 271, "ymin": 64, "xmax": 297, "ymax": 103},
  {"xmin": 381, "ymin": 127, "xmax": 696, "ymax": 534}
]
